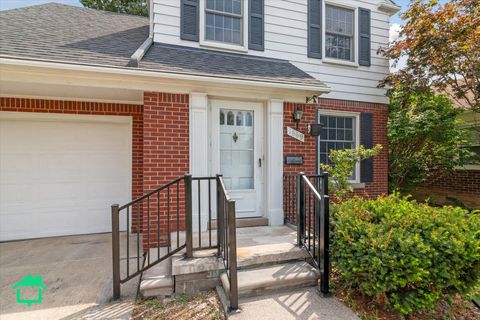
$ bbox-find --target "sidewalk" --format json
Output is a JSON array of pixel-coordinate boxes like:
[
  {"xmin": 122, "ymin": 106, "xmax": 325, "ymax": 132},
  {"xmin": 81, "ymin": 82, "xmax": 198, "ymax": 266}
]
[{"xmin": 230, "ymin": 287, "xmax": 359, "ymax": 320}]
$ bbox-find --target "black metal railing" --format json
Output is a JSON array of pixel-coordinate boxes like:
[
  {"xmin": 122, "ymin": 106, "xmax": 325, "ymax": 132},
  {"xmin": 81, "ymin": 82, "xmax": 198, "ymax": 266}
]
[
  {"xmin": 283, "ymin": 173, "xmax": 323, "ymax": 226},
  {"xmin": 112, "ymin": 174, "xmax": 238, "ymax": 310},
  {"xmin": 190, "ymin": 177, "xmax": 218, "ymax": 252},
  {"xmin": 216, "ymin": 174, "xmax": 238, "ymax": 310},
  {"xmin": 284, "ymin": 172, "xmax": 330, "ymax": 295},
  {"xmin": 111, "ymin": 175, "xmax": 188, "ymax": 299}
]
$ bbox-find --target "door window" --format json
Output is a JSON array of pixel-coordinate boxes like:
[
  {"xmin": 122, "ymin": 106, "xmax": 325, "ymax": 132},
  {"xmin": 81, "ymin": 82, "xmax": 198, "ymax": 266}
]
[{"xmin": 220, "ymin": 109, "xmax": 254, "ymax": 190}]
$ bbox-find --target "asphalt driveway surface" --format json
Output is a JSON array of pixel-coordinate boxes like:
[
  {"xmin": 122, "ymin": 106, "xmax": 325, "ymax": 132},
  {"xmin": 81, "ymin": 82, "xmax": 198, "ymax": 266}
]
[{"xmin": 0, "ymin": 233, "xmax": 136, "ymax": 320}]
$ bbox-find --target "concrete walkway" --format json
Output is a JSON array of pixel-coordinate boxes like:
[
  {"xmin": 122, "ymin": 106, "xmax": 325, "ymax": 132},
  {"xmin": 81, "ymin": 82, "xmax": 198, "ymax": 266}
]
[
  {"xmin": 230, "ymin": 287, "xmax": 360, "ymax": 320},
  {"xmin": 0, "ymin": 233, "xmax": 138, "ymax": 320}
]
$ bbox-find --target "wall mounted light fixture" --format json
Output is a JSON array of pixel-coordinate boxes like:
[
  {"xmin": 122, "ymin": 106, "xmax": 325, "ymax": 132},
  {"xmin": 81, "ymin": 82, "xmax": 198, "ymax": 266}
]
[{"xmin": 293, "ymin": 105, "xmax": 304, "ymax": 129}]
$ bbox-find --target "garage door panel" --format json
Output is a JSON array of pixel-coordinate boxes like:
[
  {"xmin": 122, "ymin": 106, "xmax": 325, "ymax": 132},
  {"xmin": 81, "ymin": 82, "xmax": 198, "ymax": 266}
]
[
  {"xmin": 0, "ymin": 114, "xmax": 132, "ymax": 241},
  {"xmin": 37, "ymin": 153, "xmax": 82, "ymax": 180},
  {"xmin": 0, "ymin": 153, "xmax": 34, "ymax": 182}
]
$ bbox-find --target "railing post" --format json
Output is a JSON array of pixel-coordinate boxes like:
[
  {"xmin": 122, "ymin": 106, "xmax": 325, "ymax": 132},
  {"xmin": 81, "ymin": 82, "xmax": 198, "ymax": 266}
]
[
  {"xmin": 320, "ymin": 173, "xmax": 330, "ymax": 295},
  {"xmin": 216, "ymin": 174, "xmax": 223, "ymax": 257},
  {"xmin": 227, "ymin": 200, "xmax": 239, "ymax": 311},
  {"xmin": 111, "ymin": 204, "xmax": 121, "ymax": 300},
  {"xmin": 296, "ymin": 172, "xmax": 305, "ymax": 246},
  {"xmin": 185, "ymin": 174, "xmax": 193, "ymax": 258}
]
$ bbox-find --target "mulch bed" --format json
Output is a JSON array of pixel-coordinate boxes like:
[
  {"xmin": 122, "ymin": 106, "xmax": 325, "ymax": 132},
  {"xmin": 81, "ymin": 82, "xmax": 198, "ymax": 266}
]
[
  {"xmin": 332, "ymin": 277, "xmax": 480, "ymax": 320},
  {"xmin": 131, "ymin": 290, "xmax": 224, "ymax": 320}
]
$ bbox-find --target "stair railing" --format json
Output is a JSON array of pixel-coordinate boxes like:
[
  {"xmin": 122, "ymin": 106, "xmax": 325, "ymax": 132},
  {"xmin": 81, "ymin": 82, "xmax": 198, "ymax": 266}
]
[
  {"xmin": 112, "ymin": 173, "xmax": 238, "ymax": 309},
  {"xmin": 285, "ymin": 172, "xmax": 330, "ymax": 295},
  {"xmin": 216, "ymin": 174, "xmax": 238, "ymax": 310}
]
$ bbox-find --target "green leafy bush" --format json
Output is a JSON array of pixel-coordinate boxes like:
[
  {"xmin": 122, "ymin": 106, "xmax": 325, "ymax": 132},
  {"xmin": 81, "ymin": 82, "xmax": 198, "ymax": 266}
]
[{"xmin": 332, "ymin": 194, "xmax": 480, "ymax": 314}]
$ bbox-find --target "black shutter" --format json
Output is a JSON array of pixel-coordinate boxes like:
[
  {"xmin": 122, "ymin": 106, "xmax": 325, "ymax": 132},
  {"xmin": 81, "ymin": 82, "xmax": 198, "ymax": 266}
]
[
  {"xmin": 249, "ymin": 0, "xmax": 264, "ymax": 51},
  {"xmin": 308, "ymin": 0, "xmax": 322, "ymax": 58},
  {"xmin": 358, "ymin": 8, "xmax": 371, "ymax": 66},
  {"xmin": 360, "ymin": 112, "xmax": 374, "ymax": 183},
  {"xmin": 181, "ymin": 0, "xmax": 199, "ymax": 41}
]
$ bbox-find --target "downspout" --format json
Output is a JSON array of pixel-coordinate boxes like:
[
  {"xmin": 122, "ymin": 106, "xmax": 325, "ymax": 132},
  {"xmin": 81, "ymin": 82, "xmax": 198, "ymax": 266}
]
[{"xmin": 127, "ymin": 0, "xmax": 154, "ymax": 67}]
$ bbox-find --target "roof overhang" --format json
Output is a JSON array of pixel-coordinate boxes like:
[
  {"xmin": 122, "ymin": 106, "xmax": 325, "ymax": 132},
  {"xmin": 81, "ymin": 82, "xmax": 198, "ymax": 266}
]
[{"xmin": 0, "ymin": 56, "xmax": 330, "ymax": 103}]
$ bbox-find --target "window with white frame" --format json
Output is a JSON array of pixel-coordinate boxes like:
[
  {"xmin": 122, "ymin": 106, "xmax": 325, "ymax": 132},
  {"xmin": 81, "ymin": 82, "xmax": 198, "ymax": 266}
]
[
  {"xmin": 205, "ymin": 0, "xmax": 243, "ymax": 45},
  {"xmin": 319, "ymin": 113, "xmax": 358, "ymax": 180},
  {"xmin": 325, "ymin": 5, "xmax": 355, "ymax": 61}
]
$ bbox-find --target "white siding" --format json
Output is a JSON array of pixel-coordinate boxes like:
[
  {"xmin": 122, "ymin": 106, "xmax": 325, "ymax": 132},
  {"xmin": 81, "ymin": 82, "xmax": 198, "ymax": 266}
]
[{"xmin": 153, "ymin": 0, "xmax": 391, "ymax": 104}]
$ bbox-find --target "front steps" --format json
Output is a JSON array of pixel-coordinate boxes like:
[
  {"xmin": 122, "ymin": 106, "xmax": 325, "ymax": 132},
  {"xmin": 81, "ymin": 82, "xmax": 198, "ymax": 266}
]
[{"xmin": 139, "ymin": 226, "xmax": 320, "ymax": 306}]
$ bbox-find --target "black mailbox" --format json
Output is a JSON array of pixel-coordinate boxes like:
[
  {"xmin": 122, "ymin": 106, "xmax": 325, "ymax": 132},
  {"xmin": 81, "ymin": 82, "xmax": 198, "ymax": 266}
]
[{"xmin": 309, "ymin": 123, "xmax": 323, "ymax": 136}]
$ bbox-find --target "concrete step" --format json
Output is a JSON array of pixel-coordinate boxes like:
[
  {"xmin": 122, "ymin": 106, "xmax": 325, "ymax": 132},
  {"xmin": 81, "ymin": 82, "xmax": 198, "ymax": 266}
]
[
  {"xmin": 209, "ymin": 217, "xmax": 268, "ymax": 230},
  {"xmin": 237, "ymin": 242, "xmax": 308, "ymax": 269},
  {"xmin": 139, "ymin": 253, "xmax": 173, "ymax": 298},
  {"xmin": 221, "ymin": 261, "xmax": 318, "ymax": 298},
  {"xmin": 140, "ymin": 274, "xmax": 174, "ymax": 297}
]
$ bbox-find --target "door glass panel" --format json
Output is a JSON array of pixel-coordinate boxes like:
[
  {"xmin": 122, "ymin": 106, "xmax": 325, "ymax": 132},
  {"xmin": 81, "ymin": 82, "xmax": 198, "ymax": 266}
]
[{"xmin": 220, "ymin": 108, "xmax": 254, "ymax": 190}]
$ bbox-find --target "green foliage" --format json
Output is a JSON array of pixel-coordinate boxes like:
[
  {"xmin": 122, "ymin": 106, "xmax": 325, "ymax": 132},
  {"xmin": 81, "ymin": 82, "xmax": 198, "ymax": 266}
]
[
  {"xmin": 320, "ymin": 145, "xmax": 382, "ymax": 201},
  {"xmin": 379, "ymin": 0, "xmax": 480, "ymax": 112},
  {"xmin": 332, "ymin": 194, "xmax": 480, "ymax": 314},
  {"xmin": 388, "ymin": 91, "xmax": 476, "ymax": 193},
  {"xmin": 80, "ymin": 0, "xmax": 148, "ymax": 16}
]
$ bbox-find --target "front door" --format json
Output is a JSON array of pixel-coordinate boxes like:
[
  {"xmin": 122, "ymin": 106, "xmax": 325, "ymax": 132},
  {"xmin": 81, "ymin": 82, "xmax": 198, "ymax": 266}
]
[{"xmin": 211, "ymin": 100, "xmax": 264, "ymax": 218}]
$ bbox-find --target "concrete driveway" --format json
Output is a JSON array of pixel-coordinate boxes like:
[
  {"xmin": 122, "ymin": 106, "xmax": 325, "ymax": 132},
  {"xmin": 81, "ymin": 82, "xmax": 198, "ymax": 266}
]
[{"xmin": 0, "ymin": 233, "xmax": 137, "ymax": 320}]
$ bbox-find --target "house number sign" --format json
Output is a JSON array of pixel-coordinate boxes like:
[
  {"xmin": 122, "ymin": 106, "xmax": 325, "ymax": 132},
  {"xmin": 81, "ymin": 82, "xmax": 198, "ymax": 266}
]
[{"xmin": 287, "ymin": 127, "xmax": 305, "ymax": 142}]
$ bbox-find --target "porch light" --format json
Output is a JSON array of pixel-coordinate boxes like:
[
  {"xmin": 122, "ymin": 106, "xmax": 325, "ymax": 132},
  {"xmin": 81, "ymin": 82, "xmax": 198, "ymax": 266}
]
[{"xmin": 293, "ymin": 105, "xmax": 304, "ymax": 128}]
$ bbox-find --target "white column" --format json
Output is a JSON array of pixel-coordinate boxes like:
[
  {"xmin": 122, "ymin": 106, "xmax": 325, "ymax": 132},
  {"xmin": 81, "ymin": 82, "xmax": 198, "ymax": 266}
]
[
  {"xmin": 190, "ymin": 93, "xmax": 209, "ymax": 232},
  {"xmin": 266, "ymin": 99, "xmax": 284, "ymax": 226}
]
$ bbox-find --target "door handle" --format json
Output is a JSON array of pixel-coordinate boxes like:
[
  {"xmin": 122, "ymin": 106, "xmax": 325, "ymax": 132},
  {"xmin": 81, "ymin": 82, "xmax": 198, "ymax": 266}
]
[{"xmin": 258, "ymin": 158, "xmax": 262, "ymax": 167}]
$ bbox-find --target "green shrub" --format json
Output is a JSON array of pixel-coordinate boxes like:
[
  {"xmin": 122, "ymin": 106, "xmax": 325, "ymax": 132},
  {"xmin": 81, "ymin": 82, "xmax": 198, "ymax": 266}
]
[{"xmin": 332, "ymin": 194, "xmax": 480, "ymax": 314}]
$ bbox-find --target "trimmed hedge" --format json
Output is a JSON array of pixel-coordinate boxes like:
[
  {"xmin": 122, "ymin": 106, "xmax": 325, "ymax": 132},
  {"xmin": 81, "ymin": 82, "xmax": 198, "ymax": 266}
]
[{"xmin": 332, "ymin": 194, "xmax": 480, "ymax": 314}]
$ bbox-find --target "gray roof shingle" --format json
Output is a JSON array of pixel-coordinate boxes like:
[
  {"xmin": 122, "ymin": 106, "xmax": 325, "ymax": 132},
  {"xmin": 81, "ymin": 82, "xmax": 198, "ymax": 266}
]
[
  {"xmin": 0, "ymin": 3, "xmax": 149, "ymax": 67},
  {"xmin": 140, "ymin": 43, "xmax": 325, "ymax": 86},
  {"xmin": 0, "ymin": 3, "xmax": 326, "ymax": 88}
]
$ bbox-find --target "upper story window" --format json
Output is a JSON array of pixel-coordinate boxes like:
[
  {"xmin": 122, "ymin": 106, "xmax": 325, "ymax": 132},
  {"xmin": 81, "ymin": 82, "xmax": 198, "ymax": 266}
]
[
  {"xmin": 325, "ymin": 5, "xmax": 354, "ymax": 61},
  {"xmin": 205, "ymin": 0, "xmax": 243, "ymax": 45}
]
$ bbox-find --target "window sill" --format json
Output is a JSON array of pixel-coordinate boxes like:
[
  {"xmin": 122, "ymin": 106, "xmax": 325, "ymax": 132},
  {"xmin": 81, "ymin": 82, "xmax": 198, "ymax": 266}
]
[
  {"xmin": 200, "ymin": 40, "xmax": 248, "ymax": 53},
  {"xmin": 322, "ymin": 58, "xmax": 358, "ymax": 68},
  {"xmin": 350, "ymin": 182, "xmax": 365, "ymax": 189}
]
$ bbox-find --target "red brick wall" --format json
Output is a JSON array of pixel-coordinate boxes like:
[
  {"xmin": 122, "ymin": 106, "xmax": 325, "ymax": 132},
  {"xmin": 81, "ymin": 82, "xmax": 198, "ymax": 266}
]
[
  {"xmin": 423, "ymin": 169, "xmax": 480, "ymax": 195},
  {"xmin": 283, "ymin": 98, "xmax": 389, "ymax": 198},
  {"xmin": 0, "ymin": 97, "xmax": 144, "ymax": 200},
  {"xmin": 142, "ymin": 92, "xmax": 190, "ymax": 248}
]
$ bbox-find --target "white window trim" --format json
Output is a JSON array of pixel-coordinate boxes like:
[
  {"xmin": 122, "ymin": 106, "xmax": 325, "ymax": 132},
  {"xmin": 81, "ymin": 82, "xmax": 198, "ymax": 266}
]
[
  {"xmin": 317, "ymin": 109, "xmax": 361, "ymax": 183},
  {"xmin": 322, "ymin": 0, "xmax": 359, "ymax": 67},
  {"xmin": 199, "ymin": 0, "xmax": 249, "ymax": 53}
]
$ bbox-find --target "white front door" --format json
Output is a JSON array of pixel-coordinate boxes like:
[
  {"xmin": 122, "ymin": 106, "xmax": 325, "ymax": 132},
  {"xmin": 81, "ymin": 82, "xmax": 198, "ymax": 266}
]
[{"xmin": 211, "ymin": 100, "xmax": 264, "ymax": 218}]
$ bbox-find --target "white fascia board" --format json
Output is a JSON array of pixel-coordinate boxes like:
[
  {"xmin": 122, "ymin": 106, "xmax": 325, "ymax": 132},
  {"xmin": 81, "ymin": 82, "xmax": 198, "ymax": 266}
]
[{"xmin": 0, "ymin": 57, "xmax": 331, "ymax": 97}]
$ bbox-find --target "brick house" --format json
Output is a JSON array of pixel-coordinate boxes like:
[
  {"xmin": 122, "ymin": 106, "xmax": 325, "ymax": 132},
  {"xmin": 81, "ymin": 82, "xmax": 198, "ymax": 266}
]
[{"xmin": 0, "ymin": 1, "xmax": 397, "ymax": 244}]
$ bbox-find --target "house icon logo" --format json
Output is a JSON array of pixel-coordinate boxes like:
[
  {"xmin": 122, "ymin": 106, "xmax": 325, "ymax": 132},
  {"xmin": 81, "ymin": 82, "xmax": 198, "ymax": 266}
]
[{"xmin": 12, "ymin": 274, "xmax": 47, "ymax": 307}]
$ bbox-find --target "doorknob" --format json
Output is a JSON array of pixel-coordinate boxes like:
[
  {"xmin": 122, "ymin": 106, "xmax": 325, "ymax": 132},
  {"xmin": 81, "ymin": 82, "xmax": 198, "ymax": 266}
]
[{"xmin": 258, "ymin": 158, "xmax": 262, "ymax": 167}]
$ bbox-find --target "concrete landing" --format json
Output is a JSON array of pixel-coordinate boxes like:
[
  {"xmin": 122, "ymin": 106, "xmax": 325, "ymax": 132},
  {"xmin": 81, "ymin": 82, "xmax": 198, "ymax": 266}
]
[
  {"xmin": 210, "ymin": 217, "xmax": 269, "ymax": 229},
  {"xmin": 230, "ymin": 287, "xmax": 360, "ymax": 320}
]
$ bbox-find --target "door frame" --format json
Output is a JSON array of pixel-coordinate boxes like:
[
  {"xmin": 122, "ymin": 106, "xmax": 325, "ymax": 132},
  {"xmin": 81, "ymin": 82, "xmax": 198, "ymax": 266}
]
[{"xmin": 209, "ymin": 99, "xmax": 265, "ymax": 218}]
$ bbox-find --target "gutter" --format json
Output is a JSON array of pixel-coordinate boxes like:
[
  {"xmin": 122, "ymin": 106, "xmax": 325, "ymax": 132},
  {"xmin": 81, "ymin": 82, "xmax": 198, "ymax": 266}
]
[
  {"xmin": 0, "ymin": 56, "xmax": 331, "ymax": 94},
  {"xmin": 128, "ymin": 36, "xmax": 153, "ymax": 67},
  {"xmin": 128, "ymin": 0, "xmax": 154, "ymax": 68},
  {"xmin": 377, "ymin": 1, "xmax": 401, "ymax": 15}
]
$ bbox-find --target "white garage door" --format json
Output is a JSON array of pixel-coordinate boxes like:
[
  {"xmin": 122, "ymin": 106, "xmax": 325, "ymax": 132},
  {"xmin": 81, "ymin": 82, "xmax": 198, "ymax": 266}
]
[{"xmin": 0, "ymin": 113, "xmax": 132, "ymax": 241}]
